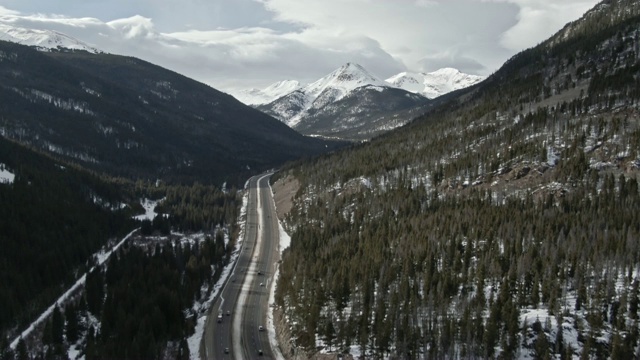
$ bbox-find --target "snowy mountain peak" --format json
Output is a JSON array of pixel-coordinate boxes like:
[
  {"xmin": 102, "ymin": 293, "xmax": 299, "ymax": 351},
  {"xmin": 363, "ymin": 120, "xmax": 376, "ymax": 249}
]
[
  {"xmin": 386, "ymin": 67, "xmax": 485, "ymax": 99},
  {"xmin": 334, "ymin": 62, "xmax": 382, "ymax": 84},
  {"xmin": 429, "ymin": 67, "xmax": 462, "ymax": 75},
  {"xmin": 252, "ymin": 62, "xmax": 403, "ymax": 128},
  {"xmin": 0, "ymin": 24, "xmax": 99, "ymax": 53},
  {"xmin": 235, "ymin": 62, "xmax": 391, "ymax": 107},
  {"xmin": 385, "ymin": 71, "xmax": 424, "ymax": 93},
  {"xmin": 262, "ymin": 80, "xmax": 302, "ymax": 103},
  {"xmin": 301, "ymin": 62, "xmax": 388, "ymax": 105},
  {"xmin": 319, "ymin": 62, "xmax": 387, "ymax": 90},
  {"xmin": 233, "ymin": 80, "xmax": 303, "ymax": 105}
]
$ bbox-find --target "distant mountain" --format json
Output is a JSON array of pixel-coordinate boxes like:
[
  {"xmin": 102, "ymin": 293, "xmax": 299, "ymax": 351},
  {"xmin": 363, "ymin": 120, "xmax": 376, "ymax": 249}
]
[
  {"xmin": 256, "ymin": 63, "xmax": 429, "ymax": 140},
  {"xmin": 385, "ymin": 67, "xmax": 485, "ymax": 99},
  {"xmin": 265, "ymin": 63, "xmax": 391, "ymax": 127},
  {"xmin": 0, "ymin": 24, "xmax": 99, "ymax": 53},
  {"xmin": 234, "ymin": 80, "xmax": 302, "ymax": 105},
  {"xmin": 0, "ymin": 40, "xmax": 343, "ymax": 185}
]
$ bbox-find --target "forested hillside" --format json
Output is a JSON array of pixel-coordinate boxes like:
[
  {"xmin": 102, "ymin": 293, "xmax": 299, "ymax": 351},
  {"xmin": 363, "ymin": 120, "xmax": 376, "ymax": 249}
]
[
  {"xmin": 273, "ymin": 0, "xmax": 640, "ymax": 358},
  {"xmin": 0, "ymin": 134, "xmax": 242, "ymax": 358},
  {"xmin": 0, "ymin": 40, "xmax": 344, "ymax": 186},
  {"xmin": 0, "ymin": 137, "xmax": 136, "ymax": 342}
]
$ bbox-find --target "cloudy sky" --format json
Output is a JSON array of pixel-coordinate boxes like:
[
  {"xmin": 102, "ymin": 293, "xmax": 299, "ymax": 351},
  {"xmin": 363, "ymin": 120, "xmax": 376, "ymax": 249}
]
[{"xmin": 0, "ymin": 0, "xmax": 599, "ymax": 95}]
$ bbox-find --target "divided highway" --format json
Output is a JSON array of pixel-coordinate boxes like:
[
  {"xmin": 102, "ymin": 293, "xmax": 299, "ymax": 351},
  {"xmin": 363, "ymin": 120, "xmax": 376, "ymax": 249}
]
[{"xmin": 201, "ymin": 173, "xmax": 281, "ymax": 359}]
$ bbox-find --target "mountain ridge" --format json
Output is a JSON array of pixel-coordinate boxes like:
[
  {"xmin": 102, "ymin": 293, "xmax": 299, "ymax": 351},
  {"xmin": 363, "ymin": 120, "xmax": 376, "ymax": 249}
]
[
  {"xmin": 0, "ymin": 23, "xmax": 99, "ymax": 53},
  {"xmin": 0, "ymin": 40, "xmax": 344, "ymax": 185},
  {"xmin": 254, "ymin": 62, "xmax": 430, "ymax": 140},
  {"xmin": 235, "ymin": 80, "xmax": 302, "ymax": 106},
  {"xmin": 278, "ymin": 62, "xmax": 391, "ymax": 127},
  {"xmin": 235, "ymin": 65, "xmax": 484, "ymax": 107},
  {"xmin": 385, "ymin": 67, "xmax": 485, "ymax": 99}
]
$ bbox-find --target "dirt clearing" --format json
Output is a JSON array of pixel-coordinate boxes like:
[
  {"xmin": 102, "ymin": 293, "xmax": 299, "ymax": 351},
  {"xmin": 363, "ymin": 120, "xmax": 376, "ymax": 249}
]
[{"xmin": 271, "ymin": 174, "xmax": 299, "ymax": 221}]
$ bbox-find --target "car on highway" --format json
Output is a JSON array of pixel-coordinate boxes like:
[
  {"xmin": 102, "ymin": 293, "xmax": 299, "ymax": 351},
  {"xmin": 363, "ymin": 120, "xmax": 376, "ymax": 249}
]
[
  {"xmin": 258, "ymin": 349, "xmax": 263, "ymax": 356},
  {"xmin": 259, "ymin": 325, "xmax": 264, "ymax": 331},
  {"xmin": 226, "ymin": 310, "xmax": 231, "ymax": 316},
  {"xmin": 224, "ymin": 348, "xmax": 229, "ymax": 354}
]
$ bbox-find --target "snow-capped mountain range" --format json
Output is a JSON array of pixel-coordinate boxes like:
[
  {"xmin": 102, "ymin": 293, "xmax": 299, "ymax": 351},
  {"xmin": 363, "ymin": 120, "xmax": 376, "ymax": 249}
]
[
  {"xmin": 236, "ymin": 65, "xmax": 484, "ymax": 107},
  {"xmin": 248, "ymin": 63, "xmax": 484, "ymax": 140},
  {"xmin": 257, "ymin": 62, "xmax": 396, "ymax": 128},
  {"xmin": 386, "ymin": 67, "xmax": 485, "ymax": 99},
  {"xmin": 0, "ymin": 24, "xmax": 99, "ymax": 53},
  {"xmin": 254, "ymin": 62, "xmax": 430, "ymax": 140}
]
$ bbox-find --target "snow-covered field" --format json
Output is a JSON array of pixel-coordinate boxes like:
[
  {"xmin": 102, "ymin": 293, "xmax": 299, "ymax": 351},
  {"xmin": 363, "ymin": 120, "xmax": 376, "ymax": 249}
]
[{"xmin": 133, "ymin": 197, "xmax": 164, "ymax": 221}]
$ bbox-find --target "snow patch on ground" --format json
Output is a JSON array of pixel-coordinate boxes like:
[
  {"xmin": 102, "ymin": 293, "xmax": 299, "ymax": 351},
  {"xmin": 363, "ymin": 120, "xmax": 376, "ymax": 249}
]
[
  {"xmin": 133, "ymin": 197, "xmax": 164, "ymax": 221},
  {"xmin": 277, "ymin": 221, "xmax": 291, "ymax": 254},
  {"xmin": 0, "ymin": 163, "xmax": 15, "ymax": 184},
  {"xmin": 91, "ymin": 194, "xmax": 126, "ymax": 211},
  {"xmin": 265, "ymin": 179, "xmax": 290, "ymax": 360}
]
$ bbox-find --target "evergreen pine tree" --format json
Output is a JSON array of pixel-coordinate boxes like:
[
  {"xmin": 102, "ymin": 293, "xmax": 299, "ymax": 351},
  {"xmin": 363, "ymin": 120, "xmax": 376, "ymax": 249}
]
[
  {"xmin": 51, "ymin": 305, "xmax": 65, "ymax": 345},
  {"xmin": 65, "ymin": 303, "xmax": 79, "ymax": 344},
  {"xmin": 16, "ymin": 338, "xmax": 28, "ymax": 360}
]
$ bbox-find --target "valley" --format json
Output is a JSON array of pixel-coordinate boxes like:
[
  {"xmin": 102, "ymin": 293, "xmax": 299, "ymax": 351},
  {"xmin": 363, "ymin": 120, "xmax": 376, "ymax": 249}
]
[{"xmin": 1, "ymin": 0, "xmax": 640, "ymax": 359}]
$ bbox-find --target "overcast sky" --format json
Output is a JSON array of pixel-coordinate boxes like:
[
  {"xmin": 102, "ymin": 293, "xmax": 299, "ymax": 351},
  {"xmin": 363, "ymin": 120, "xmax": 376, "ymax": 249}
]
[{"xmin": 0, "ymin": 0, "xmax": 600, "ymax": 95}]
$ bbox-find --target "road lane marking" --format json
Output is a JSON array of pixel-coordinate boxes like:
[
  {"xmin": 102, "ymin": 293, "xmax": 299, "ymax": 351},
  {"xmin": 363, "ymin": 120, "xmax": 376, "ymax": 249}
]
[{"xmin": 232, "ymin": 173, "xmax": 271, "ymax": 359}]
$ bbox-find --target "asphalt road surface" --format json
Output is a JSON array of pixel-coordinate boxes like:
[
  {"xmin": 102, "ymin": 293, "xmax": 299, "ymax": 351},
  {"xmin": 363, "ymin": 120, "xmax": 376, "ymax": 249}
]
[{"xmin": 201, "ymin": 173, "xmax": 281, "ymax": 359}]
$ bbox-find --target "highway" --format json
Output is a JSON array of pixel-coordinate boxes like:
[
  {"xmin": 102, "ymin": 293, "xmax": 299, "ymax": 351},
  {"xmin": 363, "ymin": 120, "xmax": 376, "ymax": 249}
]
[{"xmin": 201, "ymin": 173, "xmax": 281, "ymax": 359}]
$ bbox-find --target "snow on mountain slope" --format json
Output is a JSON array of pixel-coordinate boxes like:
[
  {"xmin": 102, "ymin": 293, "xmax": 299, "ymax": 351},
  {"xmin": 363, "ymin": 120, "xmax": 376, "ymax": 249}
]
[
  {"xmin": 303, "ymin": 62, "xmax": 388, "ymax": 103},
  {"xmin": 0, "ymin": 24, "xmax": 99, "ymax": 53},
  {"xmin": 255, "ymin": 65, "xmax": 482, "ymax": 129},
  {"xmin": 271, "ymin": 62, "xmax": 393, "ymax": 127},
  {"xmin": 253, "ymin": 62, "xmax": 430, "ymax": 140},
  {"xmin": 386, "ymin": 67, "xmax": 484, "ymax": 99},
  {"xmin": 234, "ymin": 80, "xmax": 302, "ymax": 105}
]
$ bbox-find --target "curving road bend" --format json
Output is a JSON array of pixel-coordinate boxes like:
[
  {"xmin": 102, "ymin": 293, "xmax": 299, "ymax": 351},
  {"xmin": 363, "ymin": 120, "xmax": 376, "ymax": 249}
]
[{"xmin": 202, "ymin": 173, "xmax": 281, "ymax": 359}]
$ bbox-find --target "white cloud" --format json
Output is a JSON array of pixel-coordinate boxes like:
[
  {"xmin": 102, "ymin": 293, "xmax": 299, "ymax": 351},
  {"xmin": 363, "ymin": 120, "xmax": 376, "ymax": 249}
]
[
  {"xmin": 484, "ymin": 0, "xmax": 599, "ymax": 50},
  {"xmin": 0, "ymin": 0, "xmax": 601, "ymax": 94},
  {"xmin": 258, "ymin": 0, "xmax": 524, "ymax": 76},
  {"xmin": 415, "ymin": 0, "xmax": 437, "ymax": 8},
  {"xmin": 108, "ymin": 15, "xmax": 157, "ymax": 40},
  {"xmin": 418, "ymin": 51, "xmax": 486, "ymax": 74},
  {"xmin": 0, "ymin": 6, "xmax": 19, "ymax": 16}
]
